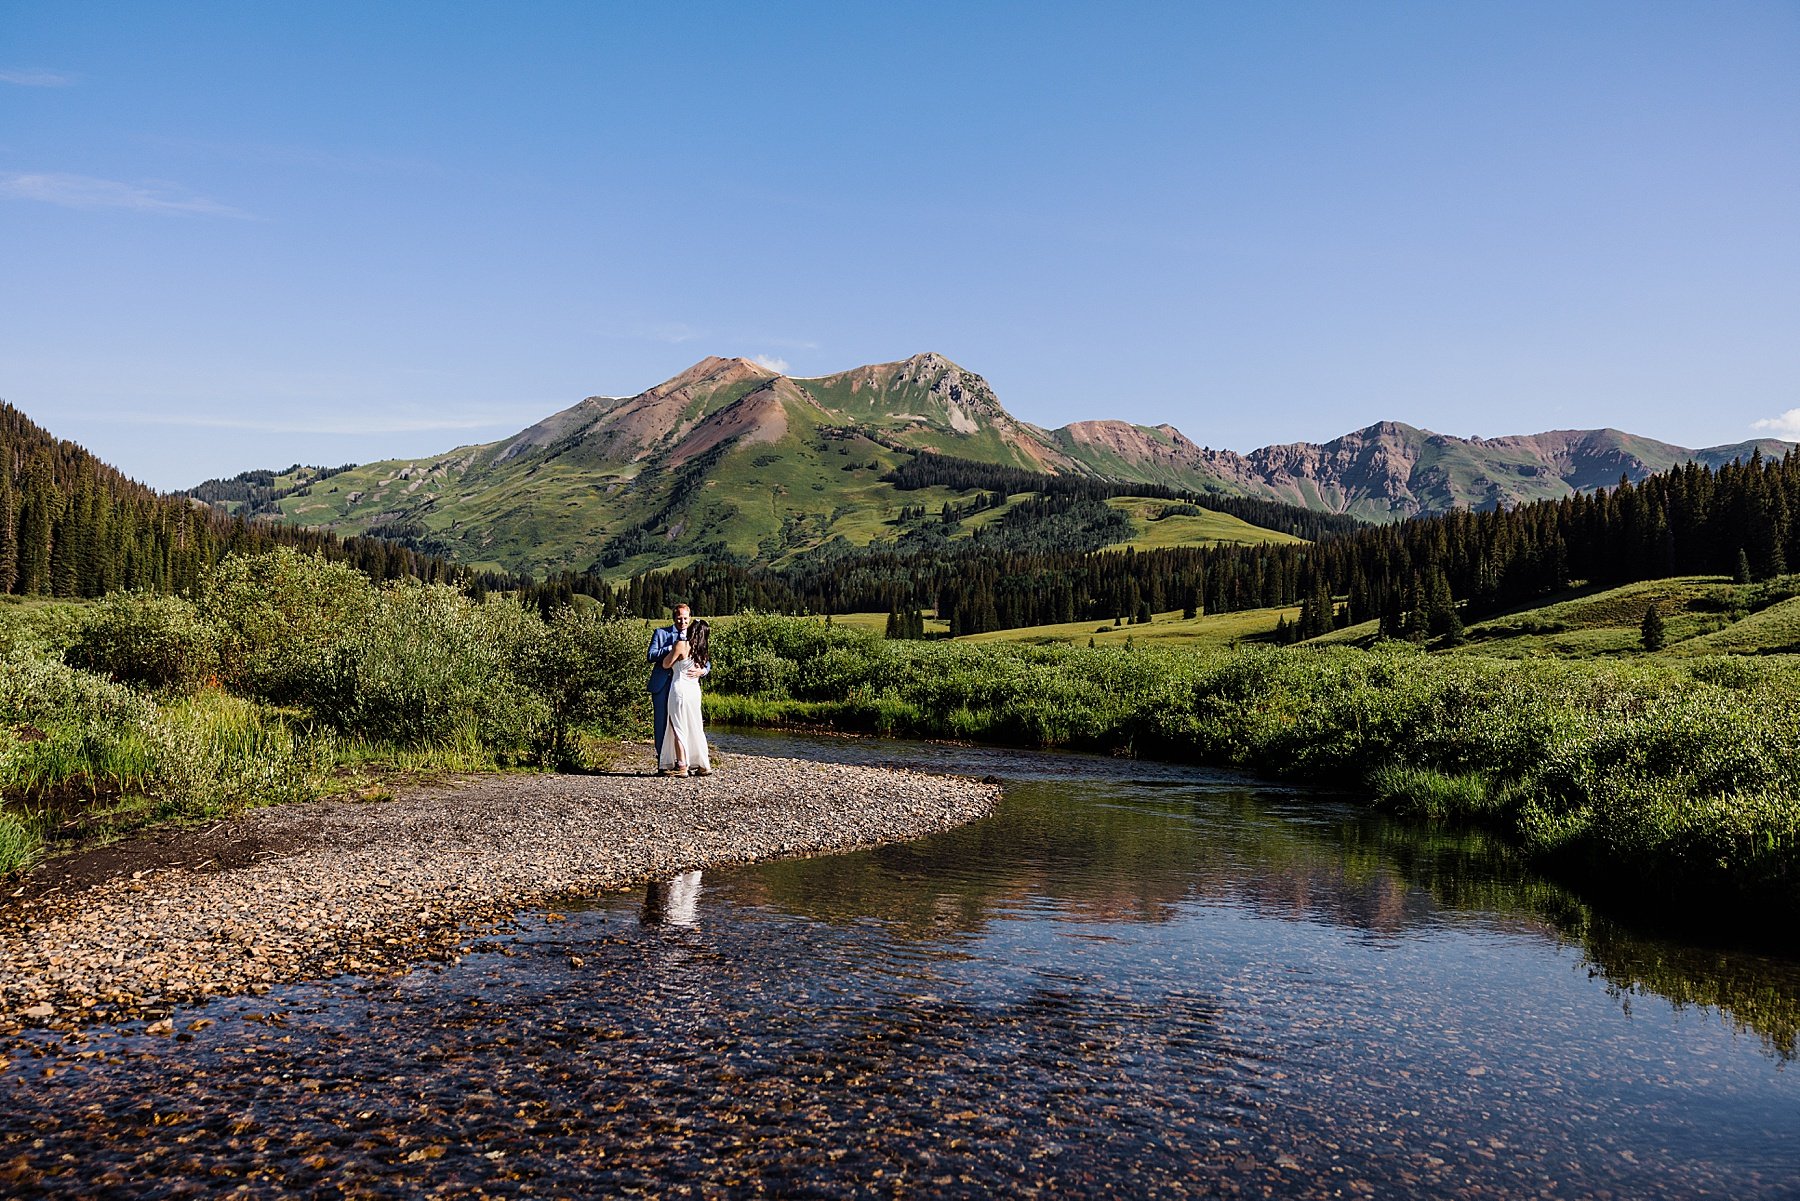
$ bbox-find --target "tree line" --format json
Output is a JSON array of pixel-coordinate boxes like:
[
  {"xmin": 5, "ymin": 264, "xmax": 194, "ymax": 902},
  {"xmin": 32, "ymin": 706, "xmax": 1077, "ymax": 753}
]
[{"xmin": 0, "ymin": 403, "xmax": 467, "ymax": 599}]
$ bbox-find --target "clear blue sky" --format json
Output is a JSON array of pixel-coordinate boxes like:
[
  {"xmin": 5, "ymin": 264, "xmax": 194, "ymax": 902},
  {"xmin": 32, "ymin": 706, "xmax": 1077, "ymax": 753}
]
[{"xmin": 3, "ymin": 1, "xmax": 1796, "ymax": 490}]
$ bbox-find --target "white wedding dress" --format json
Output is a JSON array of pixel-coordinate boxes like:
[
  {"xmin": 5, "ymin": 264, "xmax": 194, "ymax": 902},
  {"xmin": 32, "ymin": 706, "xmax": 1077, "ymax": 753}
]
[{"xmin": 660, "ymin": 663, "xmax": 710, "ymax": 772}]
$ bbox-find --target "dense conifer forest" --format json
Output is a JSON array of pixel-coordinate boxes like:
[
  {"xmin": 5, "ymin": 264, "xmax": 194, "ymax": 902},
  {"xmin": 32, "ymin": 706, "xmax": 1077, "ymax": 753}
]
[
  {"xmin": 0, "ymin": 403, "xmax": 465, "ymax": 598},
  {"xmin": 551, "ymin": 448, "xmax": 1800, "ymax": 637}
]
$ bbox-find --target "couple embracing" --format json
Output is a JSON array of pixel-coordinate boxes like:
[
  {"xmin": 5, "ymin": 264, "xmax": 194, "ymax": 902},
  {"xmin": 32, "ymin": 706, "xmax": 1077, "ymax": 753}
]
[{"xmin": 647, "ymin": 603, "xmax": 711, "ymax": 777}]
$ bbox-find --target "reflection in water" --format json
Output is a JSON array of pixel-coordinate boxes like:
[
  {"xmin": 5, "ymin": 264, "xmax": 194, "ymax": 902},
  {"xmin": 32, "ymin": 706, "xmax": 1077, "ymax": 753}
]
[
  {"xmin": 2, "ymin": 730, "xmax": 1798, "ymax": 1198},
  {"xmin": 642, "ymin": 869, "xmax": 703, "ymax": 927},
  {"xmin": 727, "ymin": 730, "xmax": 1800, "ymax": 1061}
]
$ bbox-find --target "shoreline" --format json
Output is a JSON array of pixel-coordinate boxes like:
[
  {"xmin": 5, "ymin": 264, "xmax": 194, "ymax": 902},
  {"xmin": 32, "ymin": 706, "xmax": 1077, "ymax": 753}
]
[{"xmin": 0, "ymin": 750, "xmax": 1001, "ymax": 1032}]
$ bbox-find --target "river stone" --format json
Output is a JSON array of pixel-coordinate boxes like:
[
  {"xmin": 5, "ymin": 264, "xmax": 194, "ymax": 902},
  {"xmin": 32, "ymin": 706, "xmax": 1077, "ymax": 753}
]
[{"xmin": 0, "ymin": 751, "xmax": 999, "ymax": 1031}]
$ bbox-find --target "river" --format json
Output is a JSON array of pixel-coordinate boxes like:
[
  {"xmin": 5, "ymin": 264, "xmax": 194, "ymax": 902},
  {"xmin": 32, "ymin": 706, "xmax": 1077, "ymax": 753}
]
[{"xmin": 3, "ymin": 730, "xmax": 1798, "ymax": 1198}]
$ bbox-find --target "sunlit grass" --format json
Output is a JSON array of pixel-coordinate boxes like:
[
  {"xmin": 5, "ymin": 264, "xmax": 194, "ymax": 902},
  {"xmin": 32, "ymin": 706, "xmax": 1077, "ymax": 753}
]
[{"xmin": 957, "ymin": 605, "xmax": 1298, "ymax": 648}]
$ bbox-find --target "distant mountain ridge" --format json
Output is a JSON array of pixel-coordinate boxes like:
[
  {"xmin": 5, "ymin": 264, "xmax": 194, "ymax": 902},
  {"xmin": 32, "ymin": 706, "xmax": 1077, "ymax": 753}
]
[
  {"xmin": 192, "ymin": 352, "xmax": 1793, "ymax": 575},
  {"xmin": 1055, "ymin": 417, "xmax": 1791, "ymax": 521}
]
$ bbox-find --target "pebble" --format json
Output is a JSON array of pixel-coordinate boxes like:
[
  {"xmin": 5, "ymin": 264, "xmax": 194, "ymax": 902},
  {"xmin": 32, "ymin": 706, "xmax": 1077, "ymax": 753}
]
[{"xmin": 0, "ymin": 752, "xmax": 999, "ymax": 1031}]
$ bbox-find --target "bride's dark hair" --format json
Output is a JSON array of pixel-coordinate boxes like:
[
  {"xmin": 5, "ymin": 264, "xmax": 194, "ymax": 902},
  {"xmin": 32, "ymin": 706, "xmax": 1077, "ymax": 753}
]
[{"xmin": 688, "ymin": 619, "xmax": 710, "ymax": 668}]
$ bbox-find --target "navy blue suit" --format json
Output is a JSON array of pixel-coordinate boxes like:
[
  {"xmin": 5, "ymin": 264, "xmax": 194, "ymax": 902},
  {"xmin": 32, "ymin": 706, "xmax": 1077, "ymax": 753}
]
[{"xmin": 647, "ymin": 623, "xmax": 683, "ymax": 760}]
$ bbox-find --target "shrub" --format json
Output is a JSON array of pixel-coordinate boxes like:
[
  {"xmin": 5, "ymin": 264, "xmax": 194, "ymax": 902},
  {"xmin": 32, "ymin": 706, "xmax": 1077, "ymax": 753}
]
[
  {"xmin": 724, "ymin": 646, "xmax": 797, "ymax": 698},
  {"xmin": 199, "ymin": 548, "xmax": 377, "ymax": 704},
  {"xmin": 68, "ymin": 591, "xmax": 219, "ymax": 691},
  {"xmin": 0, "ymin": 645, "xmax": 154, "ymax": 733},
  {"xmin": 316, "ymin": 585, "xmax": 546, "ymax": 753},
  {"xmin": 524, "ymin": 606, "xmax": 650, "ymax": 766},
  {"xmin": 0, "ymin": 602, "xmax": 86, "ymax": 658}
]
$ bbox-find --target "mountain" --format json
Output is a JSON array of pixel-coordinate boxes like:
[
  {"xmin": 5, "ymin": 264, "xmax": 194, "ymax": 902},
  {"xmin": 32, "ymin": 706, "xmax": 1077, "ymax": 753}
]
[
  {"xmin": 1052, "ymin": 418, "xmax": 1791, "ymax": 522},
  {"xmin": 197, "ymin": 354, "xmax": 1104, "ymax": 577},
  {"xmin": 193, "ymin": 353, "xmax": 1793, "ymax": 575}
]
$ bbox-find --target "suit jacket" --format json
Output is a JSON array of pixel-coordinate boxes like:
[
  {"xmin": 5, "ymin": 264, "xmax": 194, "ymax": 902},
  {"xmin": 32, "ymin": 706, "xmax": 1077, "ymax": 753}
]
[{"xmin": 647, "ymin": 624, "xmax": 682, "ymax": 694}]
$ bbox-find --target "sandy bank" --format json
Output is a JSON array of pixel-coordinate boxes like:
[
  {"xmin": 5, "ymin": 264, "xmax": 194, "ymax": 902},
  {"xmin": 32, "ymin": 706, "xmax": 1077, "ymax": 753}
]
[{"xmin": 0, "ymin": 752, "xmax": 999, "ymax": 1031}]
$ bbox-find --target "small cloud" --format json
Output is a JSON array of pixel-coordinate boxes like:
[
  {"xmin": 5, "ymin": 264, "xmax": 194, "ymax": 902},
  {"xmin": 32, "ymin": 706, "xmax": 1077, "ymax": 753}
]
[
  {"xmin": 1751, "ymin": 409, "xmax": 1800, "ymax": 439},
  {"xmin": 752, "ymin": 355, "xmax": 791, "ymax": 373},
  {"xmin": 0, "ymin": 68, "xmax": 74, "ymax": 87},
  {"xmin": 0, "ymin": 172, "xmax": 253, "ymax": 218}
]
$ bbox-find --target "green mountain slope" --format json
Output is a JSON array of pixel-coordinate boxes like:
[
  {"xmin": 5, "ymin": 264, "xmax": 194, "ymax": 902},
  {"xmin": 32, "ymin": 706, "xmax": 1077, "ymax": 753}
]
[
  {"xmin": 193, "ymin": 351, "xmax": 1792, "ymax": 575},
  {"xmin": 211, "ymin": 355, "xmax": 1288, "ymax": 576}
]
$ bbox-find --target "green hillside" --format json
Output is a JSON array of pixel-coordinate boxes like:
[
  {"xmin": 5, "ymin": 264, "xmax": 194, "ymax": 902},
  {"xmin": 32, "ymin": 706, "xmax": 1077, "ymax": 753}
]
[
  {"xmin": 1299, "ymin": 575, "xmax": 1800, "ymax": 660},
  {"xmin": 960, "ymin": 574, "xmax": 1800, "ymax": 658},
  {"xmin": 198, "ymin": 355, "xmax": 1312, "ymax": 579},
  {"xmin": 1099, "ymin": 497, "xmax": 1307, "ymax": 551}
]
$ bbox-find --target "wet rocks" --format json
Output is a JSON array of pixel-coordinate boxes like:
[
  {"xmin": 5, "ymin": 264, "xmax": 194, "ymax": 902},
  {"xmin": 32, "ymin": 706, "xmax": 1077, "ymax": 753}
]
[{"xmin": 0, "ymin": 752, "xmax": 998, "ymax": 1032}]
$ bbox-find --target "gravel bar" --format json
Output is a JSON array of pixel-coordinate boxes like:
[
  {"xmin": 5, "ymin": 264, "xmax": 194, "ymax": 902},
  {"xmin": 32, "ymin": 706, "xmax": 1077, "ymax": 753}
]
[{"xmin": 0, "ymin": 751, "xmax": 1000, "ymax": 1033}]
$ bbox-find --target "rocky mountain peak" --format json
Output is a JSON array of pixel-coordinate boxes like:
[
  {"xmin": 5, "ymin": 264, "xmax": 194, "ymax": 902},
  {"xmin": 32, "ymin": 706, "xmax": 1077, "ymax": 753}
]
[
  {"xmin": 888, "ymin": 352, "xmax": 1005, "ymax": 419},
  {"xmin": 653, "ymin": 355, "xmax": 776, "ymax": 395}
]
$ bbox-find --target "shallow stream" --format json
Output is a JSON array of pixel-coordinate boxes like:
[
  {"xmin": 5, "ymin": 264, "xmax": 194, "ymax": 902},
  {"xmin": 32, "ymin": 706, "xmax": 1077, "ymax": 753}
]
[{"xmin": 4, "ymin": 731, "xmax": 1799, "ymax": 1197}]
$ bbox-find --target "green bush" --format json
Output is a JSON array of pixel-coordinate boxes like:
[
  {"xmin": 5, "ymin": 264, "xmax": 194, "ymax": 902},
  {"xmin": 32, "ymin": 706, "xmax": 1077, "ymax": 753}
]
[
  {"xmin": 524, "ymin": 606, "xmax": 650, "ymax": 766},
  {"xmin": 0, "ymin": 602, "xmax": 86, "ymax": 658},
  {"xmin": 316, "ymin": 585, "xmax": 546, "ymax": 753},
  {"xmin": 199, "ymin": 548, "xmax": 377, "ymax": 704},
  {"xmin": 68, "ymin": 591, "xmax": 219, "ymax": 691},
  {"xmin": 0, "ymin": 645, "xmax": 330, "ymax": 825}
]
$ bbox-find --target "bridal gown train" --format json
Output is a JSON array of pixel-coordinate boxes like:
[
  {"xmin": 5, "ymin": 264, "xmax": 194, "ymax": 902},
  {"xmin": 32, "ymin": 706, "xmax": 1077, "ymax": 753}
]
[{"xmin": 660, "ymin": 668, "xmax": 710, "ymax": 772}]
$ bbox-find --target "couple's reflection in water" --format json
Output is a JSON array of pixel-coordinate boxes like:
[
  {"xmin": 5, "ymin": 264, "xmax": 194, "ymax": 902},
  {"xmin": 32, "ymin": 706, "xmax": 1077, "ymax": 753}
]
[{"xmin": 641, "ymin": 869, "xmax": 703, "ymax": 927}]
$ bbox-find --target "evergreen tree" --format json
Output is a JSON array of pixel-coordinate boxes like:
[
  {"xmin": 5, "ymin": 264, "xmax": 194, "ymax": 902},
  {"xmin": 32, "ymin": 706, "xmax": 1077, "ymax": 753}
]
[
  {"xmin": 1641, "ymin": 602, "xmax": 1666, "ymax": 651},
  {"xmin": 0, "ymin": 464, "xmax": 15, "ymax": 594}
]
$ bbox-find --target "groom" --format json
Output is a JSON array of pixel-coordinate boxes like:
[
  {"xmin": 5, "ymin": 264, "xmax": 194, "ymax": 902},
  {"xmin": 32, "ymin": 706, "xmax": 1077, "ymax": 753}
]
[{"xmin": 646, "ymin": 603, "xmax": 692, "ymax": 768}]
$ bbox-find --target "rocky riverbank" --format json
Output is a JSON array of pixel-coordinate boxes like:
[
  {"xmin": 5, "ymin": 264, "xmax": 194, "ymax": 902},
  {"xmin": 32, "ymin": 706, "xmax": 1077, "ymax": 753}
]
[{"xmin": 0, "ymin": 751, "xmax": 1000, "ymax": 1032}]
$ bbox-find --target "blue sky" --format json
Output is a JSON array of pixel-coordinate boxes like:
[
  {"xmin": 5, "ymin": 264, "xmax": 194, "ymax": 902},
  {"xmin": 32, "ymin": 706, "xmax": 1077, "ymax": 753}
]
[{"xmin": 3, "ymin": 1, "xmax": 1796, "ymax": 490}]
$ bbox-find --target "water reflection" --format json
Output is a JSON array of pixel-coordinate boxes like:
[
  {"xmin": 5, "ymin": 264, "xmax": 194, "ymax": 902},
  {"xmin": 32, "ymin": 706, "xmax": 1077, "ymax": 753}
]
[
  {"xmin": 723, "ymin": 730, "xmax": 1800, "ymax": 1061},
  {"xmin": 2, "ymin": 732, "xmax": 1797, "ymax": 1198},
  {"xmin": 642, "ymin": 870, "xmax": 703, "ymax": 927}
]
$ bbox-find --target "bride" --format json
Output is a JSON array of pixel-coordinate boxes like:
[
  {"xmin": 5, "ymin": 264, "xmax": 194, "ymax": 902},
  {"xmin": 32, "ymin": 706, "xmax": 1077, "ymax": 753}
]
[{"xmin": 658, "ymin": 618, "xmax": 711, "ymax": 777}]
